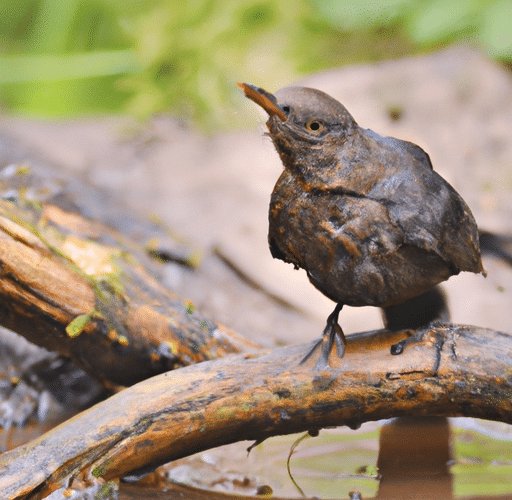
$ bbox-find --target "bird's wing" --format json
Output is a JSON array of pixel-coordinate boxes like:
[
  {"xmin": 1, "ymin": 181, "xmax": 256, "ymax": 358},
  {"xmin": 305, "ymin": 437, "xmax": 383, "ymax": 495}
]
[
  {"xmin": 363, "ymin": 128, "xmax": 433, "ymax": 170},
  {"xmin": 381, "ymin": 164, "xmax": 482, "ymax": 274},
  {"xmin": 359, "ymin": 131, "xmax": 482, "ymax": 274}
]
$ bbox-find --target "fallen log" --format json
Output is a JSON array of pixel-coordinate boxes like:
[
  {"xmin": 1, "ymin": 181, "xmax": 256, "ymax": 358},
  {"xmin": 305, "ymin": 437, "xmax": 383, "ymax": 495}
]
[{"xmin": 0, "ymin": 198, "xmax": 254, "ymax": 387}]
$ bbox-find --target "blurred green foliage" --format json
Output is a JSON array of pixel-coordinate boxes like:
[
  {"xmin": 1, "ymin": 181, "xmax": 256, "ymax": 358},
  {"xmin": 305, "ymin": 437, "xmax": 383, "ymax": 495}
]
[
  {"xmin": 451, "ymin": 427, "xmax": 512, "ymax": 497},
  {"xmin": 314, "ymin": 0, "xmax": 512, "ymax": 58},
  {"xmin": 0, "ymin": 0, "xmax": 510, "ymax": 128}
]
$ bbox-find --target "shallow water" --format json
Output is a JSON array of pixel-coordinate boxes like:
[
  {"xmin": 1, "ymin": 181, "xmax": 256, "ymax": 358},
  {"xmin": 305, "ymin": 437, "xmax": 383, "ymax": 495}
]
[{"xmin": 163, "ymin": 417, "xmax": 512, "ymax": 499}]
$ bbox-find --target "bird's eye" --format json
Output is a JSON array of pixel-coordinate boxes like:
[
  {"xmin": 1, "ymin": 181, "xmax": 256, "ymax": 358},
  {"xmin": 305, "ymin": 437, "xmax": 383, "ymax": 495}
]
[
  {"xmin": 281, "ymin": 105, "xmax": 291, "ymax": 114},
  {"xmin": 305, "ymin": 120, "xmax": 324, "ymax": 135}
]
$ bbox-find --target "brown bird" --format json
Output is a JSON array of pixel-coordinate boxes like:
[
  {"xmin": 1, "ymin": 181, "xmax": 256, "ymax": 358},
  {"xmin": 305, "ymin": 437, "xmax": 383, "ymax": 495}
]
[{"xmin": 239, "ymin": 82, "xmax": 486, "ymax": 368}]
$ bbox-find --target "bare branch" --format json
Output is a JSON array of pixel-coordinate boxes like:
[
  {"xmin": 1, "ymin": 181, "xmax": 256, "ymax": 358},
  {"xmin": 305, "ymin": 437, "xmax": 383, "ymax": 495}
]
[{"xmin": 1, "ymin": 324, "xmax": 511, "ymax": 499}]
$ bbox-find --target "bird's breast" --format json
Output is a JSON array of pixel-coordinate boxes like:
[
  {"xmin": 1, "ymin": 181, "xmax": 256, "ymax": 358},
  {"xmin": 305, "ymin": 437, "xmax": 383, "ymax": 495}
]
[{"xmin": 268, "ymin": 171, "xmax": 455, "ymax": 307}]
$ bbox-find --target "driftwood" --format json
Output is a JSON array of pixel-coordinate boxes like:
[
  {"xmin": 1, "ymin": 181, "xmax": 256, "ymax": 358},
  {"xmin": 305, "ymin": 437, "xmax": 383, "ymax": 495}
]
[
  {"xmin": 1, "ymin": 323, "xmax": 511, "ymax": 499},
  {"xmin": 0, "ymin": 198, "xmax": 254, "ymax": 387}
]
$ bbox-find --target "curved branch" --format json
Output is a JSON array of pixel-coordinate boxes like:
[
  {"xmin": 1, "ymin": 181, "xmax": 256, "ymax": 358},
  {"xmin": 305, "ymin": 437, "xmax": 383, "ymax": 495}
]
[{"xmin": 1, "ymin": 324, "xmax": 511, "ymax": 499}]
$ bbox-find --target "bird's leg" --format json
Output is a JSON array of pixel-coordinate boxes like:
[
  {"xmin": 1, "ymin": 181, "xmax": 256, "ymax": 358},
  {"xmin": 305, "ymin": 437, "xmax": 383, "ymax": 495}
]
[{"xmin": 300, "ymin": 303, "xmax": 346, "ymax": 368}]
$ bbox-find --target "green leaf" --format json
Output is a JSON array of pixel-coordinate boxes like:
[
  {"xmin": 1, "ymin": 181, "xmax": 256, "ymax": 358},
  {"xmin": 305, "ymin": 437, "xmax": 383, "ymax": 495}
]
[
  {"xmin": 65, "ymin": 310, "xmax": 95, "ymax": 338},
  {"xmin": 0, "ymin": 51, "xmax": 138, "ymax": 84}
]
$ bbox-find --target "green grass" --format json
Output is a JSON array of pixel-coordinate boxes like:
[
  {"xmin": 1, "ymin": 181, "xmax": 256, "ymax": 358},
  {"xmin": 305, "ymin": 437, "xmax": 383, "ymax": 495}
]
[{"xmin": 1, "ymin": 0, "xmax": 510, "ymax": 128}]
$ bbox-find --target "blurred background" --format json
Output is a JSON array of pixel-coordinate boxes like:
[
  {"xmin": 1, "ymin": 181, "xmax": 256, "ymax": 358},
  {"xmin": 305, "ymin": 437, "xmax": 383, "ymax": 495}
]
[
  {"xmin": 1, "ymin": 1, "xmax": 512, "ymax": 499},
  {"xmin": 1, "ymin": 0, "xmax": 511, "ymax": 127}
]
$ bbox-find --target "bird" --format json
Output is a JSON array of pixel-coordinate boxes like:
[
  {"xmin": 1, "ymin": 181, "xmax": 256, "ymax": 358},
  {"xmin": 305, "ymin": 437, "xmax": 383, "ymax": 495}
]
[{"xmin": 238, "ymin": 82, "xmax": 485, "ymax": 368}]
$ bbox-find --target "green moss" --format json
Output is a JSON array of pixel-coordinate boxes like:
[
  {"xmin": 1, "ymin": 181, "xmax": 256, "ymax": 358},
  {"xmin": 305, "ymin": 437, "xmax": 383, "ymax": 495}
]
[{"xmin": 65, "ymin": 310, "xmax": 96, "ymax": 337}]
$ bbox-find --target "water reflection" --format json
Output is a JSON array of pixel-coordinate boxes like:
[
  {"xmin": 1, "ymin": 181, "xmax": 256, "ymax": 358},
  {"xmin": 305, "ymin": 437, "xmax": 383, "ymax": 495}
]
[
  {"xmin": 376, "ymin": 416, "xmax": 452, "ymax": 500},
  {"xmin": 157, "ymin": 416, "xmax": 512, "ymax": 499}
]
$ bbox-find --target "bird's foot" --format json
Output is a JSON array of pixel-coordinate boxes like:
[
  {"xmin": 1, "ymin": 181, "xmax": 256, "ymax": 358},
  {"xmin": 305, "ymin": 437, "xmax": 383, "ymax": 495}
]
[
  {"xmin": 300, "ymin": 304, "xmax": 346, "ymax": 368},
  {"xmin": 390, "ymin": 328, "xmax": 437, "ymax": 355}
]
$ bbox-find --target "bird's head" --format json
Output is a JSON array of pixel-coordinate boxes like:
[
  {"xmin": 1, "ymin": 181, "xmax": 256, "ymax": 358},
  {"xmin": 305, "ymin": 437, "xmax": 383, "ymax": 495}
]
[{"xmin": 239, "ymin": 83, "xmax": 357, "ymax": 176}]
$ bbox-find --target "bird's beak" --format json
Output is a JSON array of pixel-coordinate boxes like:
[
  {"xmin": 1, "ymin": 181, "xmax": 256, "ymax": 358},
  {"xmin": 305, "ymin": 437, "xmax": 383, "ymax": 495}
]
[{"xmin": 238, "ymin": 83, "xmax": 287, "ymax": 121}]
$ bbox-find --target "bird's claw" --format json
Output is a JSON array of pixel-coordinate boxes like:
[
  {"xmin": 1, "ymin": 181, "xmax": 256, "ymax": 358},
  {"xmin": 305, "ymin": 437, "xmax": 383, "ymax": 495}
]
[{"xmin": 300, "ymin": 306, "xmax": 346, "ymax": 368}]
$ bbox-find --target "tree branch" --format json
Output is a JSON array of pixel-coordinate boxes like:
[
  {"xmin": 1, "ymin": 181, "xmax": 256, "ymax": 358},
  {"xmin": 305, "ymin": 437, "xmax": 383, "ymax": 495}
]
[
  {"xmin": 0, "ymin": 200, "xmax": 255, "ymax": 387},
  {"xmin": 1, "ymin": 323, "xmax": 511, "ymax": 499}
]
